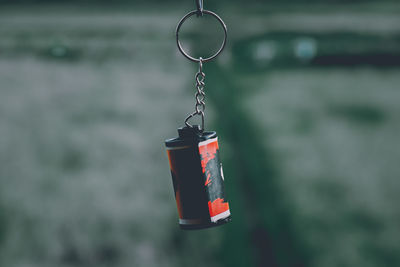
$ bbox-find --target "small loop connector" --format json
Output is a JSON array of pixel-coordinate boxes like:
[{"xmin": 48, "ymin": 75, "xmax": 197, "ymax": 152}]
[
  {"xmin": 198, "ymin": 57, "xmax": 203, "ymax": 73},
  {"xmin": 196, "ymin": 0, "xmax": 203, "ymax": 16}
]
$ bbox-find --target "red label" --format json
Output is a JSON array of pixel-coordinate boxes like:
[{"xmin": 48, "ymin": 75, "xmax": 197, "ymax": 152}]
[{"xmin": 199, "ymin": 138, "xmax": 230, "ymax": 222}]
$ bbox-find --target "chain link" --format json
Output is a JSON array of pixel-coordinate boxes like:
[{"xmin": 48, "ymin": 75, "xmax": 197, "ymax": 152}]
[{"xmin": 185, "ymin": 58, "xmax": 206, "ymax": 131}]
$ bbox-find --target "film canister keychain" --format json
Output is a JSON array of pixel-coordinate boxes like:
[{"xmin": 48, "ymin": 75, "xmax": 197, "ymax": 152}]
[{"xmin": 165, "ymin": 0, "xmax": 231, "ymax": 230}]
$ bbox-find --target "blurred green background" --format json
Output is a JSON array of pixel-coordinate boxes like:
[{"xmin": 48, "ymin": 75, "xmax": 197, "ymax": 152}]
[{"xmin": 0, "ymin": 1, "xmax": 399, "ymax": 267}]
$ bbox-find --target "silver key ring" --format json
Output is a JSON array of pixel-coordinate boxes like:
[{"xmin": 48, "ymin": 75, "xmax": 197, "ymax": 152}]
[{"xmin": 175, "ymin": 10, "xmax": 227, "ymax": 63}]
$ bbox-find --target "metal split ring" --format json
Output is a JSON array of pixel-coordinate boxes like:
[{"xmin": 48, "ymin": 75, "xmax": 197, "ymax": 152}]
[{"xmin": 176, "ymin": 10, "xmax": 227, "ymax": 63}]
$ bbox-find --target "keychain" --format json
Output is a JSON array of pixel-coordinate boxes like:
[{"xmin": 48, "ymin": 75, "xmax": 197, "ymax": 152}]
[{"xmin": 165, "ymin": 0, "xmax": 231, "ymax": 230}]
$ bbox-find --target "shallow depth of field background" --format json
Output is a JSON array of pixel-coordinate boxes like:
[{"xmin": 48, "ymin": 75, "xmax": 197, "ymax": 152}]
[{"xmin": 0, "ymin": 1, "xmax": 399, "ymax": 267}]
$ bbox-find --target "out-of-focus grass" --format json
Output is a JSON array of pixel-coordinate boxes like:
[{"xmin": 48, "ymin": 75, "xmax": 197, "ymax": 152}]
[
  {"xmin": 242, "ymin": 68, "xmax": 400, "ymax": 267},
  {"xmin": 0, "ymin": 59, "xmax": 188, "ymax": 267}
]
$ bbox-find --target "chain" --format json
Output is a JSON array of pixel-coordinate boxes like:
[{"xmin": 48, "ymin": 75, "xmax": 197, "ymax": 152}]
[{"xmin": 185, "ymin": 57, "xmax": 206, "ymax": 131}]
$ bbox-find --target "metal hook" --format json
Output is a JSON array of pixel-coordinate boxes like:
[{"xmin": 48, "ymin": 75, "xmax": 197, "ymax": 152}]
[{"xmin": 196, "ymin": 0, "xmax": 203, "ymax": 16}]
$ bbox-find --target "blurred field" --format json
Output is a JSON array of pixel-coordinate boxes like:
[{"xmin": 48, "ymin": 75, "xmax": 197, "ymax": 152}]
[
  {"xmin": 243, "ymin": 69, "xmax": 400, "ymax": 267},
  {"xmin": 0, "ymin": 4, "xmax": 399, "ymax": 267}
]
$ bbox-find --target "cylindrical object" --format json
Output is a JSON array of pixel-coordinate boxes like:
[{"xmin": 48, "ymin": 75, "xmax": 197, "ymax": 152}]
[{"xmin": 165, "ymin": 126, "xmax": 231, "ymax": 230}]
